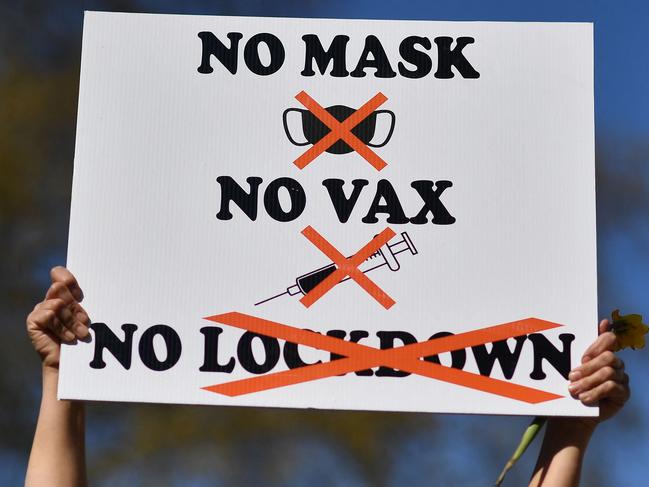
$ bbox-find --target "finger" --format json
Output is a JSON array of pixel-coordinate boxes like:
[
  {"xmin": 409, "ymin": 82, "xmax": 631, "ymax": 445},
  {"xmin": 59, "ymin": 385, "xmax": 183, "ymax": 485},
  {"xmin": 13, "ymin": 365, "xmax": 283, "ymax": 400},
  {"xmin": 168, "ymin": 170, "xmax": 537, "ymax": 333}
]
[
  {"xmin": 44, "ymin": 283, "xmax": 90, "ymax": 338},
  {"xmin": 568, "ymin": 364, "xmax": 626, "ymax": 396},
  {"xmin": 73, "ymin": 307, "xmax": 91, "ymax": 327},
  {"xmin": 598, "ymin": 319, "xmax": 611, "ymax": 335},
  {"xmin": 69, "ymin": 299, "xmax": 90, "ymax": 322},
  {"xmin": 50, "ymin": 266, "xmax": 84, "ymax": 302},
  {"xmin": 71, "ymin": 316, "xmax": 90, "ymax": 339},
  {"xmin": 581, "ymin": 332, "xmax": 617, "ymax": 363},
  {"xmin": 40, "ymin": 298, "xmax": 80, "ymax": 341},
  {"xmin": 70, "ymin": 302, "xmax": 91, "ymax": 338},
  {"xmin": 60, "ymin": 304, "xmax": 90, "ymax": 340},
  {"xmin": 571, "ymin": 350, "xmax": 622, "ymax": 380},
  {"xmin": 52, "ymin": 316, "xmax": 78, "ymax": 343},
  {"xmin": 53, "ymin": 296, "xmax": 90, "ymax": 326},
  {"xmin": 578, "ymin": 380, "xmax": 630, "ymax": 406},
  {"xmin": 28, "ymin": 303, "xmax": 76, "ymax": 342},
  {"xmin": 27, "ymin": 308, "xmax": 68, "ymax": 342},
  {"xmin": 45, "ymin": 281, "xmax": 76, "ymax": 305}
]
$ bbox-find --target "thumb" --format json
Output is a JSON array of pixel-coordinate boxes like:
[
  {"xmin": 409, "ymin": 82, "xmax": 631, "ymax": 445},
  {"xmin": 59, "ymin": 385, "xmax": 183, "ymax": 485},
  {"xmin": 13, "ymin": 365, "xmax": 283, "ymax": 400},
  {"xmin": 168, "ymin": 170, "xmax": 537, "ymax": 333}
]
[{"xmin": 598, "ymin": 319, "xmax": 611, "ymax": 335}]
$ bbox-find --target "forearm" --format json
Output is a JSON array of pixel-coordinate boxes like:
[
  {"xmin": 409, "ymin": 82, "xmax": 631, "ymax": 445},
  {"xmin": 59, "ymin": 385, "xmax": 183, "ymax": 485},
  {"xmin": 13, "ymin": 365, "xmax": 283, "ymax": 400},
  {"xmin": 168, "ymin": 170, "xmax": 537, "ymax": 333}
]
[
  {"xmin": 528, "ymin": 418, "xmax": 595, "ymax": 487},
  {"xmin": 25, "ymin": 367, "xmax": 87, "ymax": 487}
]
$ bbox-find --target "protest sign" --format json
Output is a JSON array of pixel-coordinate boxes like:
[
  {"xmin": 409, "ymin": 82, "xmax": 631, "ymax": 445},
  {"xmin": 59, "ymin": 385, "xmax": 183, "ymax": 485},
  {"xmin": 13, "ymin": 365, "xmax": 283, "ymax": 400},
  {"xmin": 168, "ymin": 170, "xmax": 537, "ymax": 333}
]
[{"xmin": 60, "ymin": 11, "xmax": 597, "ymax": 416}]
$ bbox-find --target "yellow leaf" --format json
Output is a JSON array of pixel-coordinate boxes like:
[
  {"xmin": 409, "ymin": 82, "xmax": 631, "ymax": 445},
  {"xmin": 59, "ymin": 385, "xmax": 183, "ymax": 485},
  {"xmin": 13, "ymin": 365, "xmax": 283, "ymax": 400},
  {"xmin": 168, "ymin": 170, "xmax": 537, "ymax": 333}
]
[{"xmin": 611, "ymin": 309, "xmax": 649, "ymax": 350}]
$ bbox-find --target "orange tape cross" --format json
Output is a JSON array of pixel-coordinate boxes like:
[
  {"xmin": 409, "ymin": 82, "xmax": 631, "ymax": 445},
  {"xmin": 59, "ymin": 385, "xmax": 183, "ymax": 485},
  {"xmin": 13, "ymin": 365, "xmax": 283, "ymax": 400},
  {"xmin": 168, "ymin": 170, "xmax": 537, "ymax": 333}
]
[
  {"xmin": 300, "ymin": 226, "xmax": 396, "ymax": 309},
  {"xmin": 294, "ymin": 91, "xmax": 388, "ymax": 171},
  {"xmin": 201, "ymin": 312, "xmax": 564, "ymax": 404}
]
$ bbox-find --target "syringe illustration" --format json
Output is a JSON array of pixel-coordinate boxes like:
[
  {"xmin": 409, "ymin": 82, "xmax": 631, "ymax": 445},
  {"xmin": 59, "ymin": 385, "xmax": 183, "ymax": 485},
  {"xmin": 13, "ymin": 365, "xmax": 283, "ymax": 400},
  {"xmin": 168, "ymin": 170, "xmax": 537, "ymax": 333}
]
[{"xmin": 255, "ymin": 232, "xmax": 418, "ymax": 306}]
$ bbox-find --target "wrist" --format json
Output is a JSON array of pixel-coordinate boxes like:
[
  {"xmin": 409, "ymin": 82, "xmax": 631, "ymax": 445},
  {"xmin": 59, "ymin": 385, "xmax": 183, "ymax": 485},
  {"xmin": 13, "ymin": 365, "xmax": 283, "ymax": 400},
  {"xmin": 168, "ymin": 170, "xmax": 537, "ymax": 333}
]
[
  {"xmin": 41, "ymin": 364, "xmax": 84, "ymax": 424},
  {"xmin": 42, "ymin": 364, "xmax": 62, "ymax": 394},
  {"xmin": 41, "ymin": 364, "xmax": 83, "ymax": 412},
  {"xmin": 42, "ymin": 363, "xmax": 59, "ymax": 378}
]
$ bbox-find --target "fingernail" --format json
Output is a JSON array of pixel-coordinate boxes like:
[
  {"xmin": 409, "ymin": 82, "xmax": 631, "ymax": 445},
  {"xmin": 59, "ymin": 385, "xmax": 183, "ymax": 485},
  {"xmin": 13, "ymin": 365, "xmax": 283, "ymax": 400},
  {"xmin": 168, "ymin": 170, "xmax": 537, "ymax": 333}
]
[
  {"xmin": 579, "ymin": 392, "xmax": 590, "ymax": 402},
  {"xmin": 568, "ymin": 381, "xmax": 580, "ymax": 393},
  {"xmin": 568, "ymin": 370, "xmax": 581, "ymax": 381},
  {"xmin": 64, "ymin": 330, "xmax": 76, "ymax": 341},
  {"xmin": 74, "ymin": 323, "xmax": 88, "ymax": 338}
]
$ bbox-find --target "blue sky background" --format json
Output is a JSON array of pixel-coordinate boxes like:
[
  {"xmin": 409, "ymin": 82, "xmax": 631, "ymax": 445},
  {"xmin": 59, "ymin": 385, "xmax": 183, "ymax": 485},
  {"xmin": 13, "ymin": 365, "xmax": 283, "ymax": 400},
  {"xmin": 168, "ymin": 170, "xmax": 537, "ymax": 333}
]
[{"xmin": 2, "ymin": 1, "xmax": 648, "ymax": 486}]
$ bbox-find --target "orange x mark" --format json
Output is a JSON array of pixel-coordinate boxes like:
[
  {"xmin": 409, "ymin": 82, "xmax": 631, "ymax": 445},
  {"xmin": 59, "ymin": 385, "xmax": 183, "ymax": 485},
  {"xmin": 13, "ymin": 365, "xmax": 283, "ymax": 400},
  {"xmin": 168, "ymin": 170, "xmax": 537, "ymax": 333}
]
[
  {"xmin": 300, "ymin": 226, "xmax": 396, "ymax": 309},
  {"xmin": 202, "ymin": 312, "xmax": 564, "ymax": 404},
  {"xmin": 294, "ymin": 91, "xmax": 388, "ymax": 171}
]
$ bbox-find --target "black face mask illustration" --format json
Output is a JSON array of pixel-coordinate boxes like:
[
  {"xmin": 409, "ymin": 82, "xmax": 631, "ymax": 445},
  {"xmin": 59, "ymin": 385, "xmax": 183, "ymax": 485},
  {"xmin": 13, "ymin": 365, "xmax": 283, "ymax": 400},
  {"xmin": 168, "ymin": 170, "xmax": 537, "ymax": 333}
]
[{"xmin": 282, "ymin": 105, "xmax": 396, "ymax": 154}]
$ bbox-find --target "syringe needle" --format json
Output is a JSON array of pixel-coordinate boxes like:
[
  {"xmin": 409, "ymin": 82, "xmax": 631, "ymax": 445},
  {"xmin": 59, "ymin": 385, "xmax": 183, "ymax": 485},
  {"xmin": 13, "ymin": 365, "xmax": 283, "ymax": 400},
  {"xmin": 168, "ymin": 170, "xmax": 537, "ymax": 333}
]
[
  {"xmin": 254, "ymin": 290, "xmax": 289, "ymax": 306},
  {"xmin": 255, "ymin": 233, "xmax": 417, "ymax": 306}
]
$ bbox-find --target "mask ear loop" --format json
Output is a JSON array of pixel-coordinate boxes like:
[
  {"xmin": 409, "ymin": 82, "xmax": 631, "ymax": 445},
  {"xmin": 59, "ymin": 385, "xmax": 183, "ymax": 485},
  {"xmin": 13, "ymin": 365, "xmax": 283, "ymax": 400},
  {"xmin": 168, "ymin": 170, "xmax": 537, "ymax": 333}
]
[
  {"xmin": 282, "ymin": 108, "xmax": 311, "ymax": 146},
  {"xmin": 366, "ymin": 110, "xmax": 395, "ymax": 148}
]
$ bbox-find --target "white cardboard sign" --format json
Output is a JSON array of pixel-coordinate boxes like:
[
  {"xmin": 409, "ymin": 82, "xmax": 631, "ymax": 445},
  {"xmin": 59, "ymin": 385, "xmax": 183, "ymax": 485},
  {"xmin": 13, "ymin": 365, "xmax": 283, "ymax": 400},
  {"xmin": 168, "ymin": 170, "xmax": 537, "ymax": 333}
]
[{"xmin": 60, "ymin": 11, "xmax": 597, "ymax": 416}]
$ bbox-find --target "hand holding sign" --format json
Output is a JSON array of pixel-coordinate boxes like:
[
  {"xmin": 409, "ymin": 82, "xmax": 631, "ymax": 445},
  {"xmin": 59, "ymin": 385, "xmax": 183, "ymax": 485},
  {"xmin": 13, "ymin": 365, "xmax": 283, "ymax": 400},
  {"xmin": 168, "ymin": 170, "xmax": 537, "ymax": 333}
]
[
  {"xmin": 26, "ymin": 267, "xmax": 90, "ymax": 369},
  {"xmin": 569, "ymin": 319, "xmax": 631, "ymax": 422}
]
